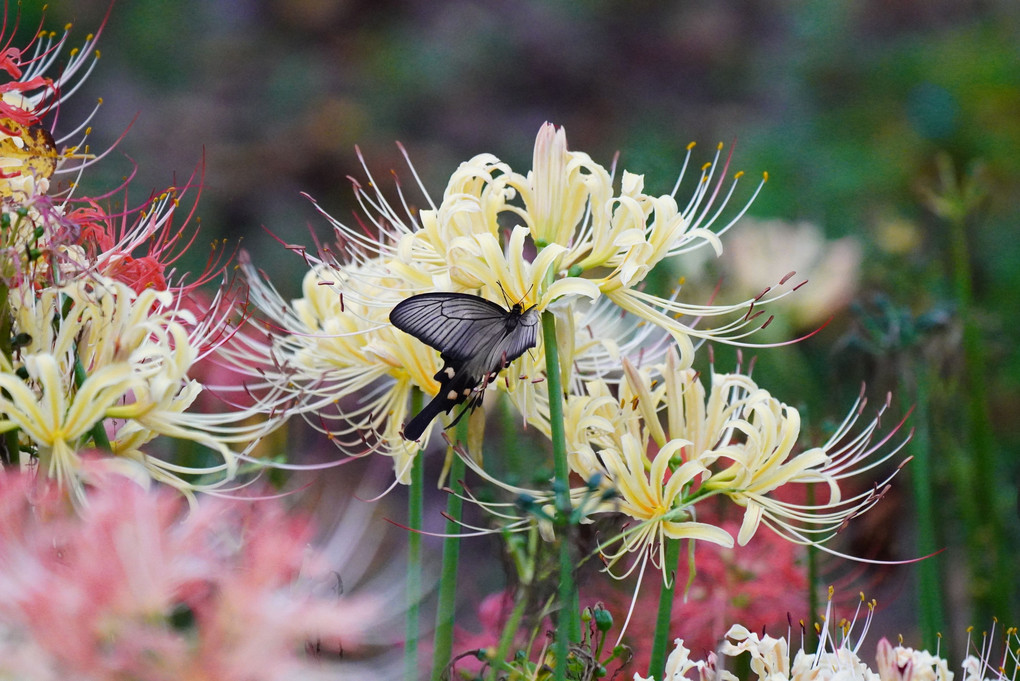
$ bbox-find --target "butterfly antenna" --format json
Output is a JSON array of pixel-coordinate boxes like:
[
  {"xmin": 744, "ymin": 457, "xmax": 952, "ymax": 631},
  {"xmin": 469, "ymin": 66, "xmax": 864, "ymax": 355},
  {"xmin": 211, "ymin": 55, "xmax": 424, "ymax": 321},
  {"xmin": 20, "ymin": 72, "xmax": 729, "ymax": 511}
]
[
  {"xmin": 521, "ymin": 283, "xmax": 538, "ymax": 312},
  {"xmin": 496, "ymin": 281, "xmax": 512, "ymax": 307}
]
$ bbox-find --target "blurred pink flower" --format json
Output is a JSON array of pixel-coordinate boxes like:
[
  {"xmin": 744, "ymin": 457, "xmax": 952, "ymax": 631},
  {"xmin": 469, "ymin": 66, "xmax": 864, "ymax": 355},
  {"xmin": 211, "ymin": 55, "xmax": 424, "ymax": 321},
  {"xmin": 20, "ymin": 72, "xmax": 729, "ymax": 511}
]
[
  {"xmin": 450, "ymin": 591, "xmax": 518, "ymax": 676},
  {"xmin": 0, "ymin": 467, "xmax": 392, "ymax": 680}
]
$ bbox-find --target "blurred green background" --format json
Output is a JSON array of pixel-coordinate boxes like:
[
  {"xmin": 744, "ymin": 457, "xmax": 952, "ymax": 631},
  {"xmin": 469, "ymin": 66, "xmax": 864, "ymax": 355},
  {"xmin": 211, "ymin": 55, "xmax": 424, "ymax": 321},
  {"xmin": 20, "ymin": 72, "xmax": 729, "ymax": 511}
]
[{"xmin": 34, "ymin": 0, "xmax": 1020, "ymax": 656}]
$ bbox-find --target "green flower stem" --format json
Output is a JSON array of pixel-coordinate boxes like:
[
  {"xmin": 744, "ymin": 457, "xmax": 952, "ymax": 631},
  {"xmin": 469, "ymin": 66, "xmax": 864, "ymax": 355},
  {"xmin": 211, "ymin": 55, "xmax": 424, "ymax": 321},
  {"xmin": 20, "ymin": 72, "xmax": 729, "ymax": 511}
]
[
  {"xmin": 430, "ymin": 436, "xmax": 466, "ymax": 681},
  {"xmin": 946, "ymin": 199, "xmax": 1010, "ymax": 624},
  {"xmin": 647, "ymin": 536, "xmax": 681, "ymax": 679},
  {"xmin": 485, "ymin": 588, "xmax": 530, "ymax": 681},
  {"xmin": 541, "ymin": 309, "xmax": 579, "ymax": 681},
  {"xmin": 922, "ymin": 155, "xmax": 1011, "ymax": 624},
  {"xmin": 0, "ymin": 283, "xmax": 9, "ymax": 353},
  {"xmin": 48, "ymin": 288, "xmax": 112, "ymax": 453},
  {"xmin": 72, "ymin": 357, "xmax": 112, "ymax": 451},
  {"xmin": 0, "ymin": 407, "xmax": 14, "ymax": 465},
  {"xmin": 405, "ymin": 388, "xmax": 425, "ymax": 681},
  {"xmin": 805, "ymin": 483, "xmax": 819, "ymax": 653},
  {"xmin": 0, "ymin": 283, "xmax": 15, "ymax": 465},
  {"xmin": 908, "ymin": 365, "xmax": 944, "ymax": 647}
]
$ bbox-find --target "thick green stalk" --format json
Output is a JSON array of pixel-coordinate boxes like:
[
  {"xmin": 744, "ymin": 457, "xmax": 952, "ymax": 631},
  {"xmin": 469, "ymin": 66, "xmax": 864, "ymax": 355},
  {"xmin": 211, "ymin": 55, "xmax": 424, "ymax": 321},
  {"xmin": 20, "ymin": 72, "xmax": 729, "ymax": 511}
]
[
  {"xmin": 924, "ymin": 156, "xmax": 1011, "ymax": 624},
  {"xmin": 430, "ymin": 437, "xmax": 466, "ymax": 681},
  {"xmin": 0, "ymin": 405, "xmax": 14, "ymax": 465},
  {"xmin": 947, "ymin": 208, "xmax": 1010, "ymax": 624},
  {"xmin": 405, "ymin": 388, "xmax": 425, "ymax": 681},
  {"xmin": 0, "ymin": 283, "xmax": 15, "ymax": 465},
  {"xmin": 485, "ymin": 588, "xmax": 530, "ymax": 681},
  {"xmin": 908, "ymin": 366, "xmax": 944, "ymax": 646},
  {"xmin": 647, "ymin": 537, "xmax": 681, "ymax": 678},
  {"xmin": 541, "ymin": 309, "xmax": 579, "ymax": 681},
  {"xmin": 805, "ymin": 484, "xmax": 819, "ymax": 653},
  {"xmin": 73, "ymin": 357, "xmax": 112, "ymax": 451}
]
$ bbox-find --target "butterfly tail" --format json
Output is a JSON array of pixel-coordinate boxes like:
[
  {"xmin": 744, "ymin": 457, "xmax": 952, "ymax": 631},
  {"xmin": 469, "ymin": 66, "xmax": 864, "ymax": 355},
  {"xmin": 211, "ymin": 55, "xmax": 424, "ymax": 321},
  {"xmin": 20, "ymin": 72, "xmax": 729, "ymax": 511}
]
[{"xmin": 402, "ymin": 392, "xmax": 452, "ymax": 441}]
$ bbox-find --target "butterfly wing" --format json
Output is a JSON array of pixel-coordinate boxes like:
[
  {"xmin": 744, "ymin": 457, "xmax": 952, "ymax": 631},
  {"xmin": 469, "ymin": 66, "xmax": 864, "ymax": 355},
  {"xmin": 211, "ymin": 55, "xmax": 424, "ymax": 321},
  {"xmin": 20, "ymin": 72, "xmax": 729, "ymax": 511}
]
[
  {"xmin": 459, "ymin": 305, "xmax": 539, "ymax": 378},
  {"xmin": 390, "ymin": 292, "xmax": 540, "ymax": 441},
  {"xmin": 389, "ymin": 292, "xmax": 521, "ymax": 363}
]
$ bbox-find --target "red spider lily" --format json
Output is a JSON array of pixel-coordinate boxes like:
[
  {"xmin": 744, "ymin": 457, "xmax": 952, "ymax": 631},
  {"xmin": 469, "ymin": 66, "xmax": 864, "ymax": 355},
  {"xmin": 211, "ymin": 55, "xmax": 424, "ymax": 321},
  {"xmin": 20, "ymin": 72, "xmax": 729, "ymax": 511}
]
[
  {"xmin": 70, "ymin": 162, "xmax": 235, "ymax": 296},
  {"xmin": 0, "ymin": 3, "xmax": 111, "ymax": 126}
]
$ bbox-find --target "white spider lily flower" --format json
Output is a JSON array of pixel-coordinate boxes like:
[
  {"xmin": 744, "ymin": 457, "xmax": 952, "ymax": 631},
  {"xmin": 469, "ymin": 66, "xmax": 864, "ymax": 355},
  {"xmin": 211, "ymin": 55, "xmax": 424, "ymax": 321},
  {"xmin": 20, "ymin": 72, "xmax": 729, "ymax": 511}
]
[{"xmin": 0, "ymin": 278, "xmax": 275, "ymax": 500}]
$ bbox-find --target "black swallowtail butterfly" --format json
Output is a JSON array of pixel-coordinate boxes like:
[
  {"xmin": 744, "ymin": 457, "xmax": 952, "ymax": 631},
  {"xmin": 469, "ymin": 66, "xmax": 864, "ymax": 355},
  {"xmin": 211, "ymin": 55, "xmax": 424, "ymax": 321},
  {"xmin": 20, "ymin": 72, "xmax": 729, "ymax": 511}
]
[{"xmin": 389, "ymin": 292, "xmax": 540, "ymax": 441}]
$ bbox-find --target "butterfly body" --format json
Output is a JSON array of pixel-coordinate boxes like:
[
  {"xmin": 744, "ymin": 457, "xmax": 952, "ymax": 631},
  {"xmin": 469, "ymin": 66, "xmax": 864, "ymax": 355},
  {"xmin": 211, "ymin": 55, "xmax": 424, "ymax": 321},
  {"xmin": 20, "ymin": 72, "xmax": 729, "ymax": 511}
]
[{"xmin": 389, "ymin": 292, "xmax": 539, "ymax": 440}]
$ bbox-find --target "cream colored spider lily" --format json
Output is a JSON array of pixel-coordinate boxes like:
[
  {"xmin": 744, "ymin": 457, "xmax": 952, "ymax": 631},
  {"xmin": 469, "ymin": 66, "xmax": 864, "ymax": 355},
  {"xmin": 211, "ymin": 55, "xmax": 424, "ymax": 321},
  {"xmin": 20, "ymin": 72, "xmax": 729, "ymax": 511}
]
[
  {"xmin": 551, "ymin": 349, "xmax": 908, "ymax": 573},
  {"xmin": 301, "ymin": 124, "xmax": 785, "ymax": 376},
  {"xmin": 230, "ymin": 258, "xmax": 447, "ymax": 481},
  {"xmin": 595, "ymin": 437, "xmax": 734, "ymax": 580},
  {"xmin": 390, "ymin": 123, "xmax": 783, "ymax": 368},
  {"xmin": 0, "ymin": 278, "xmax": 281, "ymax": 499}
]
